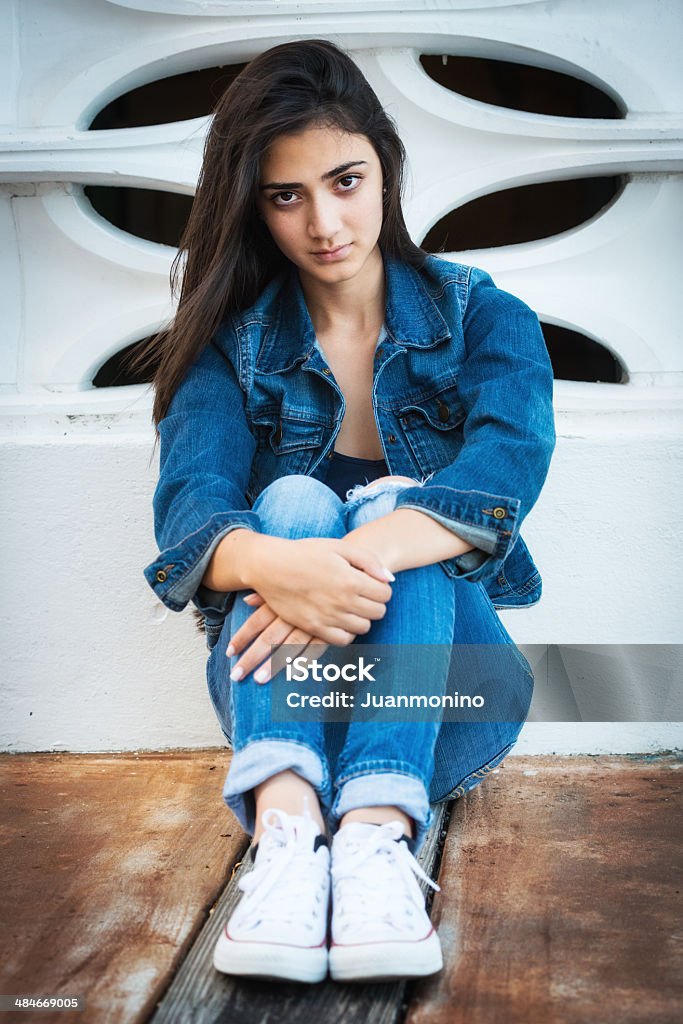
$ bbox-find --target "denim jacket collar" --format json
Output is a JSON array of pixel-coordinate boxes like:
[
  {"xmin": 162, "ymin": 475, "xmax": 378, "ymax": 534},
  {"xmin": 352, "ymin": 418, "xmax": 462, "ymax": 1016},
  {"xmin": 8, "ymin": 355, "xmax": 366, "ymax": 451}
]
[{"xmin": 235, "ymin": 251, "xmax": 452, "ymax": 375}]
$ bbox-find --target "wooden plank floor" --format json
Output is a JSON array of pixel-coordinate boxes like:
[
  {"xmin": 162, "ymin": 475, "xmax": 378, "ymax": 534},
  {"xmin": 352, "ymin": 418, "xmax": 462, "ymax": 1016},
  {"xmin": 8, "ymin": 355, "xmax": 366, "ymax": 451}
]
[
  {"xmin": 1, "ymin": 752, "xmax": 681, "ymax": 1024},
  {"xmin": 0, "ymin": 751, "xmax": 245, "ymax": 1024},
  {"xmin": 407, "ymin": 753, "xmax": 683, "ymax": 1024}
]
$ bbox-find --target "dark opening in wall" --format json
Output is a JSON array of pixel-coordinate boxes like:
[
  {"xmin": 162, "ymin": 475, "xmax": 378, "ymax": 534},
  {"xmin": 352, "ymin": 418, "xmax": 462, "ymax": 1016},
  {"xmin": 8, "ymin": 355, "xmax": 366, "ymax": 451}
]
[
  {"xmin": 94, "ymin": 324, "xmax": 624, "ymax": 388},
  {"xmin": 88, "ymin": 63, "xmax": 248, "ymax": 129},
  {"xmin": 85, "ymin": 62, "xmax": 247, "ymax": 246},
  {"xmin": 93, "ymin": 339, "xmax": 160, "ymax": 387},
  {"xmin": 422, "ymin": 176, "xmax": 624, "ymax": 252},
  {"xmin": 541, "ymin": 323, "xmax": 625, "ymax": 383},
  {"xmin": 84, "ymin": 186, "xmax": 192, "ymax": 247},
  {"xmin": 86, "ymin": 53, "xmax": 627, "ymax": 388},
  {"xmin": 419, "ymin": 54, "xmax": 624, "ymax": 118}
]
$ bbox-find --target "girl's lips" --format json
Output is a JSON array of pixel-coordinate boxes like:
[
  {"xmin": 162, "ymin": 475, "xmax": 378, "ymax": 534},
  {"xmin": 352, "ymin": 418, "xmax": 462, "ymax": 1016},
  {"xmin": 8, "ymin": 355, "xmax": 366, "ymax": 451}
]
[{"xmin": 312, "ymin": 243, "xmax": 352, "ymax": 262}]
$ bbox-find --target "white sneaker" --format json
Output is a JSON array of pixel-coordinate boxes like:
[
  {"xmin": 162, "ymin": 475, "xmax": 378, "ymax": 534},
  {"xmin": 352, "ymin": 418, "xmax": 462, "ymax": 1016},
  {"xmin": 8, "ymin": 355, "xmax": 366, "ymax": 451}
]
[
  {"xmin": 213, "ymin": 807, "xmax": 330, "ymax": 983},
  {"xmin": 329, "ymin": 820, "xmax": 443, "ymax": 982}
]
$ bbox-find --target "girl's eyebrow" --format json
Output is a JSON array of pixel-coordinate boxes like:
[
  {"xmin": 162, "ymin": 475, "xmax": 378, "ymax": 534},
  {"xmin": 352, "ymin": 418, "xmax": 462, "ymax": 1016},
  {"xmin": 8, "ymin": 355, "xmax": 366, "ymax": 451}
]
[{"xmin": 259, "ymin": 160, "xmax": 368, "ymax": 191}]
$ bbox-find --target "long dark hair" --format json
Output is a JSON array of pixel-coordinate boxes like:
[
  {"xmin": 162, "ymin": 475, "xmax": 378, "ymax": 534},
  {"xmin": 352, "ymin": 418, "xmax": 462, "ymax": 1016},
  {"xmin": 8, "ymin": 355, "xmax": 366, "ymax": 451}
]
[{"xmin": 124, "ymin": 38, "xmax": 427, "ymax": 440}]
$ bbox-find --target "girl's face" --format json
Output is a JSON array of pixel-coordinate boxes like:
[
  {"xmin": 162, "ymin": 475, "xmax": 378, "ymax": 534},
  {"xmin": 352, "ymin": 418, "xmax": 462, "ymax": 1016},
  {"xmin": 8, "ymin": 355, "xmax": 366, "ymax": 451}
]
[{"xmin": 256, "ymin": 123, "xmax": 385, "ymax": 287}]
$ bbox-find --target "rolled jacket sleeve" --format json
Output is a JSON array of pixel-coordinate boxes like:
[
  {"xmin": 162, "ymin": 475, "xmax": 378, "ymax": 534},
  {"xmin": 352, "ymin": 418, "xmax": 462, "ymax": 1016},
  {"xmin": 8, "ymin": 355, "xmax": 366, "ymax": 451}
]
[
  {"xmin": 394, "ymin": 265, "xmax": 556, "ymax": 584},
  {"xmin": 142, "ymin": 336, "xmax": 260, "ymax": 616}
]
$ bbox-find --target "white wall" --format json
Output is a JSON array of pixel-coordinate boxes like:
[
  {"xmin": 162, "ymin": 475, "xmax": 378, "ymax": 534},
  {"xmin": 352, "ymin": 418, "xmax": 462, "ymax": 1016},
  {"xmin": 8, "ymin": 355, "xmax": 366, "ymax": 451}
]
[{"xmin": 1, "ymin": 0, "xmax": 682, "ymax": 752}]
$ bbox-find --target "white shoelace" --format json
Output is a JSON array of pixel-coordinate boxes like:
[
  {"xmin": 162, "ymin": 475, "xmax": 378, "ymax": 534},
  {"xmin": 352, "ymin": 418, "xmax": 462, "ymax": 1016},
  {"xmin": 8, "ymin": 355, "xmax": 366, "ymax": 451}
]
[
  {"xmin": 236, "ymin": 809, "xmax": 327, "ymax": 929},
  {"xmin": 332, "ymin": 820, "xmax": 440, "ymax": 935}
]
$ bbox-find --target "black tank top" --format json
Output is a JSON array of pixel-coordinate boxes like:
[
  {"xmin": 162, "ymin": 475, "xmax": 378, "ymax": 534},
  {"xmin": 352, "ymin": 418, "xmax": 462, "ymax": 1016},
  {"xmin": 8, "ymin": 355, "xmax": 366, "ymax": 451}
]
[{"xmin": 323, "ymin": 450, "xmax": 389, "ymax": 502}]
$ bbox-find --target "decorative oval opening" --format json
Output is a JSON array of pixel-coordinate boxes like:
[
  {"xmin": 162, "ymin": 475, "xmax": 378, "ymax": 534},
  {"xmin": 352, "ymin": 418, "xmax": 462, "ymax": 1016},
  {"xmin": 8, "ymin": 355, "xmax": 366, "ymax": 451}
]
[
  {"xmin": 421, "ymin": 176, "xmax": 624, "ymax": 251},
  {"xmin": 93, "ymin": 339, "xmax": 160, "ymax": 387},
  {"xmin": 88, "ymin": 63, "xmax": 248, "ymax": 129},
  {"xmin": 419, "ymin": 54, "xmax": 624, "ymax": 118},
  {"xmin": 95, "ymin": 325, "xmax": 624, "ymax": 388},
  {"xmin": 84, "ymin": 185, "xmax": 192, "ymax": 247},
  {"xmin": 541, "ymin": 323, "xmax": 625, "ymax": 383}
]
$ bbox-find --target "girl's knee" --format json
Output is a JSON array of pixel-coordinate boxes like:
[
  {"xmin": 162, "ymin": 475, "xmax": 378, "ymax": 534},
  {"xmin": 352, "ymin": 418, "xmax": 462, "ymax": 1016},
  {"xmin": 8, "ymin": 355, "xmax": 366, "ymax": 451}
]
[
  {"xmin": 253, "ymin": 473, "xmax": 344, "ymax": 537},
  {"xmin": 345, "ymin": 475, "xmax": 421, "ymax": 527}
]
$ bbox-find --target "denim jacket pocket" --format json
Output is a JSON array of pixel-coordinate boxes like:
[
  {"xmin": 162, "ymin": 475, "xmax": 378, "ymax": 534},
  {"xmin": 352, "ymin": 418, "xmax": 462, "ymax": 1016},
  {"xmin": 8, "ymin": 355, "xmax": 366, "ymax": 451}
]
[
  {"xmin": 251, "ymin": 413, "xmax": 323, "ymax": 453},
  {"xmin": 398, "ymin": 380, "xmax": 466, "ymax": 474},
  {"xmin": 257, "ymin": 415, "xmax": 324, "ymax": 456},
  {"xmin": 248, "ymin": 416, "xmax": 325, "ymax": 500}
]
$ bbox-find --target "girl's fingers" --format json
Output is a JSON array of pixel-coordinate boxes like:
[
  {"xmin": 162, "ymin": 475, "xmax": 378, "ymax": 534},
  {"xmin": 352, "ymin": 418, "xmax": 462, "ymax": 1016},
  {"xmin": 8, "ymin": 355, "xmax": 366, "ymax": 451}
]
[
  {"xmin": 270, "ymin": 636, "xmax": 331, "ymax": 682},
  {"xmin": 226, "ymin": 603, "xmax": 277, "ymax": 657},
  {"xmin": 318, "ymin": 625, "xmax": 357, "ymax": 647},
  {"xmin": 347, "ymin": 596, "xmax": 389, "ymax": 621},
  {"xmin": 256, "ymin": 627, "xmax": 326, "ymax": 684},
  {"xmin": 234, "ymin": 625, "xmax": 326, "ymax": 686},
  {"xmin": 303, "ymin": 637, "xmax": 330, "ymax": 661},
  {"xmin": 229, "ymin": 617, "xmax": 299, "ymax": 683},
  {"xmin": 336, "ymin": 612, "xmax": 375, "ymax": 638},
  {"xmin": 268, "ymin": 629, "xmax": 319, "ymax": 682}
]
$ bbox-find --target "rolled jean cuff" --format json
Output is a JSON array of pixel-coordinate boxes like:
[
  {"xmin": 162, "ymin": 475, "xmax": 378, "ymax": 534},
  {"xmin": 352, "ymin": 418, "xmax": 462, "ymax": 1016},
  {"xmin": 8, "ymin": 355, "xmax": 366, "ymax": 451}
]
[
  {"xmin": 330, "ymin": 770, "xmax": 433, "ymax": 856},
  {"xmin": 222, "ymin": 738, "xmax": 333, "ymax": 837}
]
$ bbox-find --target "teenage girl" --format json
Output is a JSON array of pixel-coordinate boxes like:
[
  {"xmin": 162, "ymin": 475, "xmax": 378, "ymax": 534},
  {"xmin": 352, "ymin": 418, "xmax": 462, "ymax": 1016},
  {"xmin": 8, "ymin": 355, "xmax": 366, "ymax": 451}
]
[{"xmin": 138, "ymin": 39, "xmax": 556, "ymax": 984}]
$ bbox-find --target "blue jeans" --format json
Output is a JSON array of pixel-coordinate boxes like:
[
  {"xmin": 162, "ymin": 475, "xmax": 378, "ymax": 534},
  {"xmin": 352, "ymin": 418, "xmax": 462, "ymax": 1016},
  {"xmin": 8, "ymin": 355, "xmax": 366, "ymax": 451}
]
[{"xmin": 206, "ymin": 475, "xmax": 534, "ymax": 854}]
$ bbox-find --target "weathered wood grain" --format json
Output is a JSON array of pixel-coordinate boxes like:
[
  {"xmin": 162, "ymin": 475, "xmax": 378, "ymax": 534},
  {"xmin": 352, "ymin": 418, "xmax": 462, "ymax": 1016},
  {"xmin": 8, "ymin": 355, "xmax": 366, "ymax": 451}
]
[
  {"xmin": 0, "ymin": 751, "xmax": 245, "ymax": 1024},
  {"xmin": 405, "ymin": 754, "xmax": 683, "ymax": 1024},
  {"xmin": 5, "ymin": 752, "xmax": 679, "ymax": 1024},
  {"xmin": 149, "ymin": 802, "xmax": 451, "ymax": 1024}
]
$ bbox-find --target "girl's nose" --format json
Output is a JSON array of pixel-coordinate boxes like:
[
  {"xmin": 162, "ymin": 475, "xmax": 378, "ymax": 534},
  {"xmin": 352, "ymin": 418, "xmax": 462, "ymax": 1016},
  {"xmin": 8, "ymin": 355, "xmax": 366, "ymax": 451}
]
[{"xmin": 307, "ymin": 195, "xmax": 342, "ymax": 242}]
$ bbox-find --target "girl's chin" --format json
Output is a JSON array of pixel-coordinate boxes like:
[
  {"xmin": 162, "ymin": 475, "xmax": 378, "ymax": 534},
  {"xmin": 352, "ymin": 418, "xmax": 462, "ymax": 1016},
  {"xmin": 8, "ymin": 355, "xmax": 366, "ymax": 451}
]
[{"xmin": 309, "ymin": 264, "xmax": 363, "ymax": 286}]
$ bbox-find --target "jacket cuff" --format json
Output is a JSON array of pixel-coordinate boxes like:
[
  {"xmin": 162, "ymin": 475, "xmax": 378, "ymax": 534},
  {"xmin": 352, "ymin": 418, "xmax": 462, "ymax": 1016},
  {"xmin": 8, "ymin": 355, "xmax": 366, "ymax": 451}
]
[
  {"xmin": 192, "ymin": 584, "xmax": 237, "ymax": 618},
  {"xmin": 393, "ymin": 485, "xmax": 521, "ymax": 583},
  {"xmin": 143, "ymin": 511, "xmax": 261, "ymax": 613}
]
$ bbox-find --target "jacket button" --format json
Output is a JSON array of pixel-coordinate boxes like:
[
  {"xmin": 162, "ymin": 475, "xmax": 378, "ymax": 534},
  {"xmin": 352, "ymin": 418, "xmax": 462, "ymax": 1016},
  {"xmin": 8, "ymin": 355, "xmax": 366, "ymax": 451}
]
[
  {"xmin": 326, "ymin": 450, "xmax": 334, "ymax": 459},
  {"xmin": 156, "ymin": 569, "xmax": 168, "ymax": 583},
  {"xmin": 274, "ymin": 422, "xmax": 283, "ymax": 444},
  {"xmin": 388, "ymin": 434, "xmax": 397, "ymax": 443},
  {"xmin": 493, "ymin": 507, "xmax": 506, "ymax": 519},
  {"xmin": 438, "ymin": 403, "xmax": 450, "ymax": 423},
  {"xmin": 322, "ymin": 368, "xmax": 332, "ymax": 376}
]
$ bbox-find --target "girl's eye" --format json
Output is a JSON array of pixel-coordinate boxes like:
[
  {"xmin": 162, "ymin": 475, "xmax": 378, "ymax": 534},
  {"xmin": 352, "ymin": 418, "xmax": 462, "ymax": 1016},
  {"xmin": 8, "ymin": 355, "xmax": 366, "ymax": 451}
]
[
  {"xmin": 272, "ymin": 191, "xmax": 297, "ymax": 207},
  {"xmin": 337, "ymin": 175, "xmax": 361, "ymax": 191}
]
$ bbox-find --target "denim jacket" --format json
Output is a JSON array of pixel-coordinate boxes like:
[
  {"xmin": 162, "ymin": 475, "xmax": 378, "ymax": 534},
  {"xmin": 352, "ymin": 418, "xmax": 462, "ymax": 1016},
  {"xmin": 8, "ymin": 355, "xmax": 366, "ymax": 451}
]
[{"xmin": 143, "ymin": 251, "xmax": 556, "ymax": 623}]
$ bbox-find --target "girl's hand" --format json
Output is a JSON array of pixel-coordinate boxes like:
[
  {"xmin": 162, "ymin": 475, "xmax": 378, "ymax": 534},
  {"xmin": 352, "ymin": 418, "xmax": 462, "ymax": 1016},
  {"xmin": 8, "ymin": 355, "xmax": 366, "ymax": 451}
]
[
  {"xmin": 245, "ymin": 535, "xmax": 394, "ymax": 646},
  {"xmin": 227, "ymin": 593, "xmax": 329, "ymax": 684}
]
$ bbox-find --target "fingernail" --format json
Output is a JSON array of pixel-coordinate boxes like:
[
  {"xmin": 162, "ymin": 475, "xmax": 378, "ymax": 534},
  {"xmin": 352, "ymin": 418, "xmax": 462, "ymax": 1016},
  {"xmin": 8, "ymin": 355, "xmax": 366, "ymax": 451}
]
[
  {"xmin": 382, "ymin": 568, "xmax": 396, "ymax": 582},
  {"xmin": 254, "ymin": 668, "xmax": 268, "ymax": 683},
  {"xmin": 230, "ymin": 666, "xmax": 243, "ymax": 682},
  {"xmin": 226, "ymin": 644, "xmax": 235, "ymax": 657}
]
